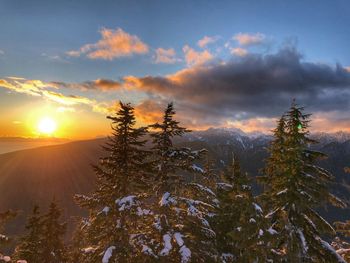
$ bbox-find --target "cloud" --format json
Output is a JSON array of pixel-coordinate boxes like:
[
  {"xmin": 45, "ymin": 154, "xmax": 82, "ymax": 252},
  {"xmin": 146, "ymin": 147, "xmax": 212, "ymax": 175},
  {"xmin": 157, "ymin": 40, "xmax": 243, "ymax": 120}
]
[
  {"xmin": 197, "ymin": 36, "xmax": 219, "ymax": 48},
  {"xmin": 67, "ymin": 28, "xmax": 149, "ymax": 60},
  {"xmin": 66, "ymin": 50, "xmax": 81, "ymax": 57},
  {"xmin": 234, "ymin": 33, "xmax": 266, "ymax": 46},
  {"xmin": 154, "ymin": 48, "xmax": 179, "ymax": 64},
  {"xmin": 346, "ymin": 66, "xmax": 350, "ymax": 73},
  {"xmin": 133, "ymin": 98, "xmax": 222, "ymax": 129},
  {"xmin": 230, "ymin": 47, "xmax": 248, "ymax": 57},
  {"xmin": 123, "ymin": 47, "xmax": 350, "ymax": 130},
  {"xmin": 183, "ymin": 45, "xmax": 213, "ymax": 66},
  {"xmin": 41, "ymin": 90, "xmax": 94, "ymax": 106},
  {"xmin": 41, "ymin": 53, "xmax": 69, "ymax": 63},
  {"xmin": 0, "ymin": 50, "xmax": 4, "ymax": 55},
  {"xmin": 50, "ymin": 79, "xmax": 122, "ymax": 91},
  {"xmin": 0, "ymin": 77, "xmax": 108, "ymax": 112},
  {"xmin": 311, "ymin": 111, "xmax": 350, "ymax": 132},
  {"xmin": 134, "ymin": 99, "xmax": 165, "ymax": 124},
  {"xmin": 0, "ymin": 78, "xmax": 49, "ymax": 96}
]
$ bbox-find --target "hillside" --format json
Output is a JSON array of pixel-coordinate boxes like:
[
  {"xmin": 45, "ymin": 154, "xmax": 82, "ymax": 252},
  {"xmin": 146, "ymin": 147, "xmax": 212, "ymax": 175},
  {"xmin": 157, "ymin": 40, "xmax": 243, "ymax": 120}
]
[{"xmin": 0, "ymin": 138, "xmax": 105, "ymax": 236}]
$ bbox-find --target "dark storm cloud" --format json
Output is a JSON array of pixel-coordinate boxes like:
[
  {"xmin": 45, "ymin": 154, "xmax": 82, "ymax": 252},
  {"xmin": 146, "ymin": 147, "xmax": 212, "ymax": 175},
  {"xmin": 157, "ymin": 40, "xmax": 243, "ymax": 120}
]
[{"xmin": 125, "ymin": 47, "xmax": 350, "ymax": 121}]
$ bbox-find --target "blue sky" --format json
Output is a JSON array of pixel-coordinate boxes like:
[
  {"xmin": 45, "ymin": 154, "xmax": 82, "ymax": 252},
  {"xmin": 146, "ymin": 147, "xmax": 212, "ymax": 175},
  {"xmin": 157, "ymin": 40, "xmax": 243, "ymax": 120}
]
[
  {"xmin": 1, "ymin": 0, "xmax": 350, "ymax": 81},
  {"xmin": 1, "ymin": 0, "xmax": 350, "ymax": 138}
]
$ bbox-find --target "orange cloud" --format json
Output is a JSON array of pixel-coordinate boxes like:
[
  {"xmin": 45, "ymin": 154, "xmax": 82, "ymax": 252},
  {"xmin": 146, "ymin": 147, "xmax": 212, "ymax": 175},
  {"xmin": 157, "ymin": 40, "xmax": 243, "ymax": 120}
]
[
  {"xmin": 49, "ymin": 79, "xmax": 122, "ymax": 92},
  {"xmin": 197, "ymin": 36, "xmax": 219, "ymax": 48},
  {"xmin": 67, "ymin": 28, "xmax": 149, "ymax": 60},
  {"xmin": 234, "ymin": 33, "xmax": 265, "ymax": 46},
  {"xmin": 230, "ymin": 47, "xmax": 248, "ymax": 57},
  {"xmin": 154, "ymin": 48, "xmax": 179, "ymax": 64},
  {"xmin": 226, "ymin": 118, "xmax": 276, "ymax": 133},
  {"xmin": 183, "ymin": 45, "xmax": 213, "ymax": 66},
  {"xmin": 311, "ymin": 112, "xmax": 350, "ymax": 133},
  {"xmin": 134, "ymin": 100, "xmax": 165, "ymax": 125},
  {"xmin": 89, "ymin": 79, "xmax": 122, "ymax": 91}
]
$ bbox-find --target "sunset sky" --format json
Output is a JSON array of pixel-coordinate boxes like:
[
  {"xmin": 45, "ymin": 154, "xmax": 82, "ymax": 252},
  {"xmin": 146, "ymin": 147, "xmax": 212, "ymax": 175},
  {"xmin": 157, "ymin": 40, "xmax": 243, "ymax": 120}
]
[{"xmin": 1, "ymin": 0, "xmax": 350, "ymax": 139}]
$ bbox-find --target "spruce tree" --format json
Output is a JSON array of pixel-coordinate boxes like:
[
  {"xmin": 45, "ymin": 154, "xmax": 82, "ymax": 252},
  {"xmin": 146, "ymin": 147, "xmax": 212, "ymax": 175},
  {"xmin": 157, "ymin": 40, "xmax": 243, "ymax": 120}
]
[
  {"xmin": 67, "ymin": 218, "xmax": 90, "ymax": 263},
  {"xmin": 40, "ymin": 201, "xmax": 67, "ymax": 263},
  {"xmin": 75, "ymin": 102, "xmax": 153, "ymax": 262},
  {"xmin": 13, "ymin": 205, "xmax": 44, "ymax": 262},
  {"xmin": 145, "ymin": 103, "xmax": 218, "ymax": 262},
  {"xmin": 215, "ymin": 154, "xmax": 275, "ymax": 262},
  {"xmin": 259, "ymin": 115, "xmax": 287, "ymax": 200},
  {"xmin": 263, "ymin": 101, "xmax": 346, "ymax": 262}
]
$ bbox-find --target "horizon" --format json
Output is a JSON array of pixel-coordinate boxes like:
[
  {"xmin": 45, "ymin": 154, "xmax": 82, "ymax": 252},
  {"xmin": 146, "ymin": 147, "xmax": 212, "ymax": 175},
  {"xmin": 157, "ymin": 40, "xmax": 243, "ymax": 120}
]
[{"xmin": 1, "ymin": 0, "xmax": 350, "ymax": 139}]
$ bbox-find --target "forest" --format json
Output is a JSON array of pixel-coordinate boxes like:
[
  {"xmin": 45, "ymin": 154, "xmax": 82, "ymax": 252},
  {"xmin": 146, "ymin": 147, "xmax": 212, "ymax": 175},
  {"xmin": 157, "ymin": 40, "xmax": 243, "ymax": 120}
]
[{"xmin": 1, "ymin": 101, "xmax": 350, "ymax": 263}]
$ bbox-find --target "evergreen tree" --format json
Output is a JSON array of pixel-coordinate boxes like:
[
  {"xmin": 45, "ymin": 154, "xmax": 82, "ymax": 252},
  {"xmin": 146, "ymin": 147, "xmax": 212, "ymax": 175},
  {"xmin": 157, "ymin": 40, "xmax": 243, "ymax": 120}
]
[
  {"xmin": 259, "ymin": 115, "xmax": 287, "ymax": 200},
  {"xmin": 262, "ymin": 101, "xmax": 346, "ymax": 262},
  {"xmin": 67, "ymin": 218, "xmax": 90, "ymax": 263},
  {"xmin": 40, "ymin": 201, "xmax": 67, "ymax": 263},
  {"xmin": 0, "ymin": 210, "xmax": 15, "ymax": 262},
  {"xmin": 145, "ymin": 103, "xmax": 218, "ymax": 262},
  {"xmin": 215, "ymin": 154, "xmax": 275, "ymax": 262},
  {"xmin": 75, "ymin": 102, "xmax": 153, "ymax": 262},
  {"xmin": 13, "ymin": 205, "xmax": 44, "ymax": 262}
]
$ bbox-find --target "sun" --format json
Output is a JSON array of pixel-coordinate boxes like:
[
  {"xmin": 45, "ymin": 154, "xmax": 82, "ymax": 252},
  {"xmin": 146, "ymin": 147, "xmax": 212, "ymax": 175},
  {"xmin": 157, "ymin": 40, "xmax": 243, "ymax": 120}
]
[{"xmin": 37, "ymin": 117, "xmax": 57, "ymax": 135}]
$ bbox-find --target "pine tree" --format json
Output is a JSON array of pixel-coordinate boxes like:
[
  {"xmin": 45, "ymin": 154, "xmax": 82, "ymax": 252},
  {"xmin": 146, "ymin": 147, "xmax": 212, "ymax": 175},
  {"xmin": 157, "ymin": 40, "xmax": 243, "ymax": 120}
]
[
  {"xmin": 0, "ymin": 210, "xmax": 15, "ymax": 262},
  {"xmin": 215, "ymin": 154, "xmax": 275, "ymax": 262},
  {"xmin": 75, "ymin": 102, "xmax": 153, "ymax": 262},
  {"xmin": 263, "ymin": 101, "xmax": 346, "ymax": 262},
  {"xmin": 40, "ymin": 201, "xmax": 67, "ymax": 263},
  {"xmin": 13, "ymin": 205, "xmax": 44, "ymax": 262},
  {"xmin": 144, "ymin": 103, "xmax": 218, "ymax": 262}
]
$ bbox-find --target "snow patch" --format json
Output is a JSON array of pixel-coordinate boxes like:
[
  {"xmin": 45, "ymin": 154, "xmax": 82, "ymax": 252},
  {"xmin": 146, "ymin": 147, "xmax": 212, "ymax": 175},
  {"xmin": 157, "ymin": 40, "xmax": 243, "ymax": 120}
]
[
  {"xmin": 116, "ymin": 195, "xmax": 139, "ymax": 211},
  {"xmin": 267, "ymin": 227, "xmax": 278, "ymax": 235},
  {"xmin": 102, "ymin": 246, "xmax": 115, "ymax": 263},
  {"xmin": 159, "ymin": 192, "xmax": 176, "ymax": 206},
  {"xmin": 191, "ymin": 164, "xmax": 204, "ymax": 173},
  {"xmin": 159, "ymin": 234, "xmax": 172, "ymax": 256},
  {"xmin": 276, "ymin": 188, "xmax": 288, "ymax": 196},
  {"xmin": 253, "ymin": 203, "xmax": 263, "ymax": 213},
  {"xmin": 136, "ymin": 207, "xmax": 152, "ymax": 216},
  {"xmin": 179, "ymin": 246, "xmax": 191, "ymax": 263},
  {"xmin": 82, "ymin": 246, "xmax": 97, "ymax": 253}
]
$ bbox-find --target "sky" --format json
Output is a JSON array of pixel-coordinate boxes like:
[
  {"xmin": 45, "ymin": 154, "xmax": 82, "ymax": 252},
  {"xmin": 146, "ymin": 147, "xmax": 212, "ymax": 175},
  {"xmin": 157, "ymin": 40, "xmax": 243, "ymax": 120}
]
[{"xmin": 1, "ymin": 0, "xmax": 350, "ymax": 139}]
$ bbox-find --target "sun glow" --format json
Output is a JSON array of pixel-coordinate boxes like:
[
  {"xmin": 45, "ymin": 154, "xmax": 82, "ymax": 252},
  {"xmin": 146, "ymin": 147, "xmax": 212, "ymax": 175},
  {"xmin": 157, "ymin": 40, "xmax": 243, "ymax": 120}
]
[{"xmin": 37, "ymin": 117, "xmax": 57, "ymax": 135}]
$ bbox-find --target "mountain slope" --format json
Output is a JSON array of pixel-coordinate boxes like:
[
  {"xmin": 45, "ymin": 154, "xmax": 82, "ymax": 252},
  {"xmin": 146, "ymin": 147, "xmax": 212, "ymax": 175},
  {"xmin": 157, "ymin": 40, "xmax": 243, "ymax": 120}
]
[{"xmin": 0, "ymin": 138, "xmax": 105, "ymax": 235}]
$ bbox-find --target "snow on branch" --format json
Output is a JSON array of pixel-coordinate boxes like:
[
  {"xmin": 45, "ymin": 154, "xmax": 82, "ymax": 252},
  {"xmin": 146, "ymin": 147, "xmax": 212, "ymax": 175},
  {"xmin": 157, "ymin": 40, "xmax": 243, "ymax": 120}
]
[
  {"xmin": 159, "ymin": 192, "xmax": 177, "ymax": 207},
  {"xmin": 115, "ymin": 195, "xmax": 140, "ymax": 211},
  {"xmin": 102, "ymin": 246, "xmax": 115, "ymax": 263}
]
